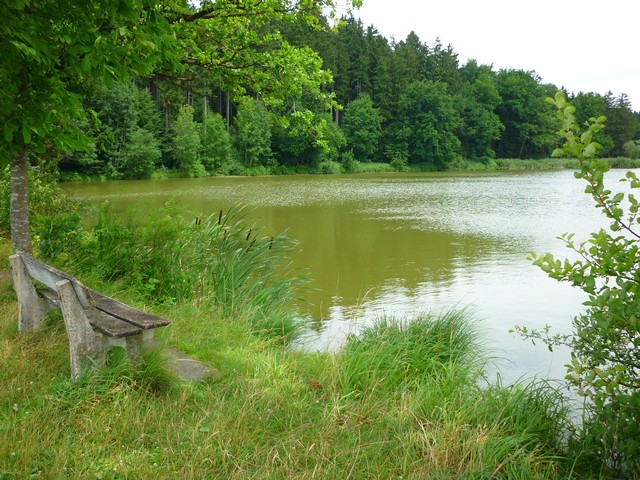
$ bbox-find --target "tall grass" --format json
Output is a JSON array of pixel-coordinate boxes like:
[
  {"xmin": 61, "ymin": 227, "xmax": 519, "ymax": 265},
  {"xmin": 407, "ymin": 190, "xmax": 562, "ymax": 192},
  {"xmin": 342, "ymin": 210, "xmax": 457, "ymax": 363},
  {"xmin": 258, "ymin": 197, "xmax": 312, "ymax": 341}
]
[
  {"xmin": 460, "ymin": 157, "xmax": 640, "ymax": 172},
  {"xmin": 335, "ymin": 311, "xmax": 578, "ymax": 478},
  {"xmin": 339, "ymin": 310, "xmax": 483, "ymax": 394},
  {"xmin": 67, "ymin": 204, "xmax": 305, "ymax": 340},
  {"xmin": 347, "ymin": 160, "xmax": 396, "ymax": 173}
]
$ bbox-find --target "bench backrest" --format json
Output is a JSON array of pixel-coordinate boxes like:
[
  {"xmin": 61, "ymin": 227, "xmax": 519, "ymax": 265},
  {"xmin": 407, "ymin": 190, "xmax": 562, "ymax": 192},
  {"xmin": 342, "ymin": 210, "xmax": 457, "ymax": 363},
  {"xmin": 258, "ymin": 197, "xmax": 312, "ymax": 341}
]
[{"xmin": 18, "ymin": 253, "xmax": 94, "ymax": 309}]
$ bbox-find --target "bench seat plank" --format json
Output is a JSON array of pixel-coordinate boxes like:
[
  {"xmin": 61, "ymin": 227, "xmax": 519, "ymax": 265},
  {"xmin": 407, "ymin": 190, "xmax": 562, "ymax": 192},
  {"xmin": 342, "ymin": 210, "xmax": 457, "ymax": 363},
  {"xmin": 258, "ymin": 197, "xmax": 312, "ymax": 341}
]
[
  {"xmin": 85, "ymin": 309, "xmax": 142, "ymax": 338},
  {"xmin": 90, "ymin": 291, "xmax": 171, "ymax": 330}
]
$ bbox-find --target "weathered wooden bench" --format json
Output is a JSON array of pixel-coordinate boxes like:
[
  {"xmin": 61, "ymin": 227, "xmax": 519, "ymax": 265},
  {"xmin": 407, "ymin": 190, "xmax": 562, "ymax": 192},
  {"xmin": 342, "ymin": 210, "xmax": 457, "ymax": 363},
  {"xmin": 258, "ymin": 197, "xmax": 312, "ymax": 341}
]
[{"xmin": 9, "ymin": 252, "xmax": 170, "ymax": 381}]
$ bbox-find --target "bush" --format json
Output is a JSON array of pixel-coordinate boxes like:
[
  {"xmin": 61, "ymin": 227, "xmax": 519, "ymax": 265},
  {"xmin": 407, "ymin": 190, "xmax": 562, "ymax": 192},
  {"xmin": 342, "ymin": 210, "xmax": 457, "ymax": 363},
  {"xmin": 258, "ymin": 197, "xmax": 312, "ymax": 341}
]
[
  {"xmin": 622, "ymin": 140, "xmax": 640, "ymax": 159},
  {"xmin": 120, "ymin": 128, "xmax": 162, "ymax": 179},
  {"xmin": 522, "ymin": 92, "xmax": 640, "ymax": 477},
  {"xmin": 201, "ymin": 113, "xmax": 235, "ymax": 174},
  {"xmin": 317, "ymin": 161, "xmax": 341, "ymax": 175},
  {"xmin": 341, "ymin": 150, "xmax": 357, "ymax": 173},
  {"xmin": 386, "ymin": 144, "xmax": 408, "ymax": 172},
  {"xmin": 174, "ymin": 105, "xmax": 204, "ymax": 177}
]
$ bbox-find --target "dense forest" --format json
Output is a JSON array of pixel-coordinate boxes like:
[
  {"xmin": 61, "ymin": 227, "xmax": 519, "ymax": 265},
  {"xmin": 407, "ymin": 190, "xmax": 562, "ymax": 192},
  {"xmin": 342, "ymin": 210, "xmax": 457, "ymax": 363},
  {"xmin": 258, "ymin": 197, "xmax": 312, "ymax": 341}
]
[{"xmin": 52, "ymin": 15, "xmax": 640, "ymax": 179}]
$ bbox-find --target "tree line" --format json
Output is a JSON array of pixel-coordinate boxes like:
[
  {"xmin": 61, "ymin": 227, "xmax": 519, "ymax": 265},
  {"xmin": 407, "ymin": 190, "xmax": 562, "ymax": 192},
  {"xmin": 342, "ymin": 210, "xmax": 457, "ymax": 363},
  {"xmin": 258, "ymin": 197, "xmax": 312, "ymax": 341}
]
[{"xmin": 52, "ymin": 15, "xmax": 640, "ymax": 179}]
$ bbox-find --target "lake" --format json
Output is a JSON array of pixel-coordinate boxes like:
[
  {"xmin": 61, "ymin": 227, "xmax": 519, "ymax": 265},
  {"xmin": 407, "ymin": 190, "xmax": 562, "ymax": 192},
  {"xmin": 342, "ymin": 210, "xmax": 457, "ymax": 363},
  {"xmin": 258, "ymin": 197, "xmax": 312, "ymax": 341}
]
[{"xmin": 63, "ymin": 170, "xmax": 616, "ymax": 383}]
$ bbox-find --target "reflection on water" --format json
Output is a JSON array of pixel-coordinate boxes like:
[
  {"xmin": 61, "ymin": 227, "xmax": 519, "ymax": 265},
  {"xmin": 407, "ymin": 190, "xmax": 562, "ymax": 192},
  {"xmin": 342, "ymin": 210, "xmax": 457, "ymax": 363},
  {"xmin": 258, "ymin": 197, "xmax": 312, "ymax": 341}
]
[{"xmin": 64, "ymin": 170, "xmax": 625, "ymax": 382}]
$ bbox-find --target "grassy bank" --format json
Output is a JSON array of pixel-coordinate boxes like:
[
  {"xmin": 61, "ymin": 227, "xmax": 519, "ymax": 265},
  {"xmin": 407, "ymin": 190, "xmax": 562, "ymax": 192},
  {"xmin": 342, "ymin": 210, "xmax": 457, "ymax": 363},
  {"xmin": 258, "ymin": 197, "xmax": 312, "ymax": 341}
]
[
  {"xmin": 1, "ymin": 242, "xmax": 606, "ymax": 478},
  {"xmin": 57, "ymin": 156, "xmax": 640, "ymax": 182},
  {"xmin": 0, "ymin": 179, "xmax": 608, "ymax": 478},
  {"xmin": 0, "ymin": 283, "xmax": 583, "ymax": 477}
]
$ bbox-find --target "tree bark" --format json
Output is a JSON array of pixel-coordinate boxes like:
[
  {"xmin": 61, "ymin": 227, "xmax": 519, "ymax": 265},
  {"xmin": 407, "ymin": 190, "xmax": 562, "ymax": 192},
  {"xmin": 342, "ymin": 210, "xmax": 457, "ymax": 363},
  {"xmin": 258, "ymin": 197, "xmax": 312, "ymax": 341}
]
[{"xmin": 10, "ymin": 146, "xmax": 33, "ymax": 254}]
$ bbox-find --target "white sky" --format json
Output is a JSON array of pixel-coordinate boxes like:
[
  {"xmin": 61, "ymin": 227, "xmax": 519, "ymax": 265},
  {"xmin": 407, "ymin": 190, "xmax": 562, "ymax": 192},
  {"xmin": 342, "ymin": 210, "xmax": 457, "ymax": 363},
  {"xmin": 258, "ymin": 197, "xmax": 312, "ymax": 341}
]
[{"xmin": 345, "ymin": 0, "xmax": 640, "ymax": 110}]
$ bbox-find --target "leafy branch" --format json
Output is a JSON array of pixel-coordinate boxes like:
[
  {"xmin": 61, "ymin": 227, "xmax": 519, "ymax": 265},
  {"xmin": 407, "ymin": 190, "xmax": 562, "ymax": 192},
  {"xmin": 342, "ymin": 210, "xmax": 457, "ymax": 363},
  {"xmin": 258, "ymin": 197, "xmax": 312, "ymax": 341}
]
[{"xmin": 515, "ymin": 91, "xmax": 640, "ymax": 474}]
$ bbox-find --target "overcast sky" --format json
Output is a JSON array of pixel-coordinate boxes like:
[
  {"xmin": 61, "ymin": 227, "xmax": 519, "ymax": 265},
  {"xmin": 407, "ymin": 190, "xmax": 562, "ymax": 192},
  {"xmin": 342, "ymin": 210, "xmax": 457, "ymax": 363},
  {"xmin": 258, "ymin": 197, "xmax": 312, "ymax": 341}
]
[{"xmin": 344, "ymin": 0, "xmax": 639, "ymax": 110}]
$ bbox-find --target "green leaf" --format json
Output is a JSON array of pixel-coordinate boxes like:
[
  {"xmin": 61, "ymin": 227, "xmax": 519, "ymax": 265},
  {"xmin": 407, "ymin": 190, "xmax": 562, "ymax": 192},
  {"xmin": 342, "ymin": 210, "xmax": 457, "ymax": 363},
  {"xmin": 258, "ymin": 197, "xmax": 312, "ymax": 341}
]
[
  {"xmin": 3, "ymin": 123, "xmax": 16, "ymax": 142},
  {"xmin": 80, "ymin": 54, "xmax": 92, "ymax": 73},
  {"xmin": 583, "ymin": 143, "xmax": 596, "ymax": 159},
  {"xmin": 21, "ymin": 126, "xmax": 31, "ymax": 144},
  {"xmin": 10, "ymin": 40, "xmax": 37, "ymax": 58}
]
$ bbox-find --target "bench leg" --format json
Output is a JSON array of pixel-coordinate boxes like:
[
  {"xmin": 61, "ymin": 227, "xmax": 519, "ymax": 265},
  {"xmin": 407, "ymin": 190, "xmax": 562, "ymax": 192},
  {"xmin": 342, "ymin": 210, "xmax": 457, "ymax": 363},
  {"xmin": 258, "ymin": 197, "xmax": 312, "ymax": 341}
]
[
  {"xmin": 127, "ymin": 330, "xmax": 156, "ymax": 357},
  {"xmin": 9, "ymin": 254, "xmax": 50, "ymax": 332},
  {"xmin": 57, "ymin": 279, "xmax": 100, "ymax": 382},
  {"xmin": 96, "ymin": 335, "xmax": 147, "ymax": 367},
  {"xmin": 102, "ymin": 335, "xmax": 140, "ymax": 358}
]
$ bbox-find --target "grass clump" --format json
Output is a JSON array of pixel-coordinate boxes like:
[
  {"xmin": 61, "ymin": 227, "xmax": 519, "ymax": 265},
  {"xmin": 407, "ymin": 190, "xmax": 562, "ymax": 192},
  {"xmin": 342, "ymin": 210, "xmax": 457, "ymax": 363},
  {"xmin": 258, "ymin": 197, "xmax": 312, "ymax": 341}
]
[
  {"xmin": 334, "ymin": 311, "xmax": 579, "ymax": 478},
  {"xmin": 347, "ymin": 160, "xmax": 395, "ymax": 174},
  {"xmin": 339, "ymin": 310, "xmax": 482, "ymax": 394}
]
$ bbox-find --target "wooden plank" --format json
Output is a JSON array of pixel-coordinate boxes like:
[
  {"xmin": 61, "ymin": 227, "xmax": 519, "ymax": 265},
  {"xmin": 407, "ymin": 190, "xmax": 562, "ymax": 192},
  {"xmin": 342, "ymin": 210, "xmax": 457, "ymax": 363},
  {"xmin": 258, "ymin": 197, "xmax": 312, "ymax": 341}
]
[
  {"xmin": 40, "ymin": 288, "xmax": 61, "ymax": 309},
  {"xmin": 89, "ymin": 291, "xmax": 171, "ymax": 330},
  {"xmin": 17, "ymin": 253, "xmax": 170, "ymax": 332},
  {"xmin": 20, "ymin": 253, "xmax": 70, "ymax": 288},
  {"xmin": 19, "ymin": 254, "xmax": 93, "ymax": 308},
  {"xmin": 85, "ymin": 309, "xmax": 142, "ymax": 338}
]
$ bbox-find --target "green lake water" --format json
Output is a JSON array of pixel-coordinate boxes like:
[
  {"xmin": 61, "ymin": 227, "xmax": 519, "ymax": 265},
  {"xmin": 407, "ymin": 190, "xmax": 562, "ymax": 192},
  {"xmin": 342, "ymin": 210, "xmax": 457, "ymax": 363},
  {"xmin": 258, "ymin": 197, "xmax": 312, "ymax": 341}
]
[{"xmin": 63, "ymin": 170, "xmax": 615, "ymax": 382}]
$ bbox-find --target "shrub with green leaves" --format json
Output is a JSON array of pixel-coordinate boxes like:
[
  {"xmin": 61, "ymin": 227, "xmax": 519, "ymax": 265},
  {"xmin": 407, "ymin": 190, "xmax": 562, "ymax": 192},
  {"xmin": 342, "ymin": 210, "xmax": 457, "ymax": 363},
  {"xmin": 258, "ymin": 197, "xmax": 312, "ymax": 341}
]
[
  {"xmin": 342, "ymin": 94, "xmax": 382, "ymax": 162},
  {"xmin": 317, "ymin": 160, "xmax": 341, "ymax": 175},
  {"xmin": 623, "ymin": 139, "xmax": 640, "ymax": 160},
  {"xmin": 174, "ymin": 105, "xmax": 206, "ymax": 177},
  {"xmin": 522, "ymin": 92, "xmax": 640, "ymax": 476},
  {"xmin": 120, "ymin": 128, "xmax": 162, "ymax": 179},
  {"xmin": 201, "ymin": 113, "xmax": 236, "ymax": 175}
]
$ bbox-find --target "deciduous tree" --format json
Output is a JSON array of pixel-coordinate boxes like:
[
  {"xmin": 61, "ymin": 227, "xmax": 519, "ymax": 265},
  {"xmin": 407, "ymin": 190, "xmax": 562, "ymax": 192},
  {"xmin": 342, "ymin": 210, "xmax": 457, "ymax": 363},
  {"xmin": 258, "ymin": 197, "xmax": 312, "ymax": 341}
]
[
  {"xmin": 571, "ymin": 92, "xmax": 614, "ymax": 156},
  {"xmin": 201, "ymin": 113, "xmax": 236, "ymax": 174},
  {"xmin": 234, "ymin": 97, "xmax": 272, "ymax": 168},
  {"xmin": 174, "ymin": 105, "xmax": 204, "ymax": 176},
  {"xmin": 395, "ymin": 80, "xmax": 461, "ymax": 168},
  {"xmin": 493, "ymin": 69, "xmax": 557, "ymax": 158},
  {"xmin": 456, "ymin": 61, "xmax": 504, "ymax": 159},
  {"xmin": 121, "ymin": 128, "xmax": 162, "ymax": 179},
  {"xmin": 342, "ymin": 94, "xmax": 382, "ymax": 162},
  {"xmin": 1, "ymin": 0, "xmax": 176, "ymax": 252}
]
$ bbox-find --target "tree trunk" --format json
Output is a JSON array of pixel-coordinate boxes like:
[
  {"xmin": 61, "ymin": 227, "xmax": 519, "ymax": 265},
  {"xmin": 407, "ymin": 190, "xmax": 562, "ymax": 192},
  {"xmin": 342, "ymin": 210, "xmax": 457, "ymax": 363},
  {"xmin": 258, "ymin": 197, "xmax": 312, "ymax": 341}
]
[
  {"xmin": 10, "ymin": 146, "xmax": 33, "ymax": 254},
  {"xmin": 226, "ymin": 92, "xmax": 231, "ymax": 132}
]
